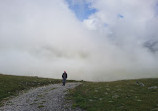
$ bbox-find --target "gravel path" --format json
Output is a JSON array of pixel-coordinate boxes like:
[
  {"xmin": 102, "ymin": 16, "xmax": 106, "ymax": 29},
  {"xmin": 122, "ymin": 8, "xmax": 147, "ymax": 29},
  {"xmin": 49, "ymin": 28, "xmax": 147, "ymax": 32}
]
[{"xmin": 0, "ymin": 82, "xmax": 83, "ymax": 111}]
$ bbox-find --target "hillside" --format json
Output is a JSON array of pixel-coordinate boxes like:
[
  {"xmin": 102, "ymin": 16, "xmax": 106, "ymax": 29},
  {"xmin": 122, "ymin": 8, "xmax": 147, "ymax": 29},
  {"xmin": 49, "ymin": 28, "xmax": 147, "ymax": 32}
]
[
  {"xmin": 68, "ymin": 78, "xmax": 158, "ymax": 111},
  {"xmin": 1, "ymin": 74, "xmax": 158, "ymax": 111},
  {"xmin": 0, "ymin": 74, "xmax": 62, "ymax": 105}
]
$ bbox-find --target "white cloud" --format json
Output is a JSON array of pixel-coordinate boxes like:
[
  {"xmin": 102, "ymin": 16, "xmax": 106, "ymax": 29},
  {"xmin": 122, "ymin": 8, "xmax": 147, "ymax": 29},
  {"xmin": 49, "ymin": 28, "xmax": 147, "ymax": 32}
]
[{"xmin": 0, "ymin": 0, "xmax": 158, "ymax": 81}]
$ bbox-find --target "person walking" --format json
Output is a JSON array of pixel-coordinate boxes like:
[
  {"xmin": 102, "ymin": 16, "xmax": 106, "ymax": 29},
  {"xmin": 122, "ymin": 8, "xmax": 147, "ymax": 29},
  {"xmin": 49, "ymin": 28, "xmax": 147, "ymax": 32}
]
[{"xmin": 62, "ymin": 71, "xmax": 67, "ymax": 86}]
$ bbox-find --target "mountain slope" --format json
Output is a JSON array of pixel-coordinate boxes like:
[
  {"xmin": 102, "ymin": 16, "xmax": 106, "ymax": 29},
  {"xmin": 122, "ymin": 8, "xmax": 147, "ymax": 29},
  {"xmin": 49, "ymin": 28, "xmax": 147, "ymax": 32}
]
[{"xmin": 68, "ymin": 78, "xmax": 158, "ymax": 111}]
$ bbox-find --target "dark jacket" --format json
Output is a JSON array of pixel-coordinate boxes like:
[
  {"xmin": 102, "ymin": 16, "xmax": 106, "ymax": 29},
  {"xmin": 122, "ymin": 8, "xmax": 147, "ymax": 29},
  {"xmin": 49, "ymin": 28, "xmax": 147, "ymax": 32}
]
[{"xmin": 62, "ymin": 72, "xmax": 67, "ymax": 79}]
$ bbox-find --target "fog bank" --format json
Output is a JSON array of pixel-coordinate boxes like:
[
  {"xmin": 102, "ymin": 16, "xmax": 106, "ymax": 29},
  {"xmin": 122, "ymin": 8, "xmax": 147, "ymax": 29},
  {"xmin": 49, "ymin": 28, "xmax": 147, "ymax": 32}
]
[{"xmin": 0, "ymin": 0, "xmax": 158, "ymax": 81}]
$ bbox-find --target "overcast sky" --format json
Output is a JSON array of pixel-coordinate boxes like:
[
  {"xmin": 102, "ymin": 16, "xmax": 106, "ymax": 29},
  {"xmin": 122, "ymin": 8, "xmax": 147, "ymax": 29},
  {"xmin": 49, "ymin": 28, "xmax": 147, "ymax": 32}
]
[{"xmin": 0, "ymin": 0, "xmax": 158, "ymax": 81}]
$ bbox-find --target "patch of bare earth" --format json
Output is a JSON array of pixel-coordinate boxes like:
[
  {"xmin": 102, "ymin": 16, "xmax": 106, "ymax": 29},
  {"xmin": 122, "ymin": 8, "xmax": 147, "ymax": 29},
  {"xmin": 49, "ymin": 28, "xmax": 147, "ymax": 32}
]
[{"xmin": 0, "ymin": 83, "xmax": 83, "ymax": 111}]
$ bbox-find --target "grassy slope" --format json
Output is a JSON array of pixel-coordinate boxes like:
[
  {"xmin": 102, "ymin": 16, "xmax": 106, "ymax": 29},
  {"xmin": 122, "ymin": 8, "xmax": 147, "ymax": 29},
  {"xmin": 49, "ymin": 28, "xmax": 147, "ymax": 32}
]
[
  {"xmin": 0, "ymin": 74, "xmax": 63, "ymax": 105},
  {"xmin": 68, "ymin": 78, "xmax": 158, "ymax": 111}
]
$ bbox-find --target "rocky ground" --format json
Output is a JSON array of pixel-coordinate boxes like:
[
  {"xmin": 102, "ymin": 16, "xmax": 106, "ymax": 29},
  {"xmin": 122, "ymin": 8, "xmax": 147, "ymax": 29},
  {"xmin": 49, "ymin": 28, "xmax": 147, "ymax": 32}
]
[{"xmin": 0, "ymin": 82, "xmax": 83, "ymax": 111}]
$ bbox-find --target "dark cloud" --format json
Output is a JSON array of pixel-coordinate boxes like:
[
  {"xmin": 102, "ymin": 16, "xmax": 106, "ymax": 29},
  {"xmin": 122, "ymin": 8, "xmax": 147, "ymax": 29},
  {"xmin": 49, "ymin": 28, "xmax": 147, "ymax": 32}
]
[{"xmin": 144, "ymin": 39, "xmax": 158, "ymax": 53}]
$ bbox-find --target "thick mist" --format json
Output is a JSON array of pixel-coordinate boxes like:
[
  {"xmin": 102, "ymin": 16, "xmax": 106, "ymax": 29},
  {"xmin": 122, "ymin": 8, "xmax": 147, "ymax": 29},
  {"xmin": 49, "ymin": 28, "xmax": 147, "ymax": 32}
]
[{"xmin": 0, "ymin": 0, "xmax": 158, "ymax": 81}]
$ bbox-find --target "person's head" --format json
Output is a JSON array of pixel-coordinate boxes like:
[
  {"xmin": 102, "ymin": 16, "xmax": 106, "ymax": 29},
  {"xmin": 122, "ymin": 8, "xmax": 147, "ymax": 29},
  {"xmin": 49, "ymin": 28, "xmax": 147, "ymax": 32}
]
[{"xmin": 64, "ymin": 71, "xmax": 66, "ymax": 73}]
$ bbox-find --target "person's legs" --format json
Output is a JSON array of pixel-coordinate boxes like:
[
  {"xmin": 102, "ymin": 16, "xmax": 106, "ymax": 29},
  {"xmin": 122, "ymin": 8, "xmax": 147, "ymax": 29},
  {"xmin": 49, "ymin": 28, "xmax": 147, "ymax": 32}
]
[
  {"xmin": 64, "ymin": 79, "xmax": 67, "ymax": 86},
  {"xmin": 63, "ymin": 78, "xmax": 66, "ymax": 86}
]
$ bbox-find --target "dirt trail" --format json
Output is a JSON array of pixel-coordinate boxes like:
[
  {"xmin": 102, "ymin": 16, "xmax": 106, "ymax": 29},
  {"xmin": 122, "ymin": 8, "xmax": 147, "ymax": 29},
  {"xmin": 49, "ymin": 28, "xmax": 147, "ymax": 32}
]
[{"xmin": 0, "ymin": 82, "xmax": 82, "ymax": 111}]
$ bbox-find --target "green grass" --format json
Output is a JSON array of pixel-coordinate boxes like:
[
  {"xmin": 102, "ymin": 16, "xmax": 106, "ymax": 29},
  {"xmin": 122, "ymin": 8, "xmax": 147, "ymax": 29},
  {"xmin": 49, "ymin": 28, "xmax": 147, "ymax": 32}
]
[
  {"xmin": 0, "ymin": 74, "xmax": 62, "ymax": 105},
  {"xmin": 38, "ymin": 105, "xmax": 45, "ymax": 108},
  {"xmin": 68, "ymin": 78, "xmax": 158, "ymax": 111},
  {"xmin": 50, "ymin": 88, "xmax": 56, "ymax": 90}
]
